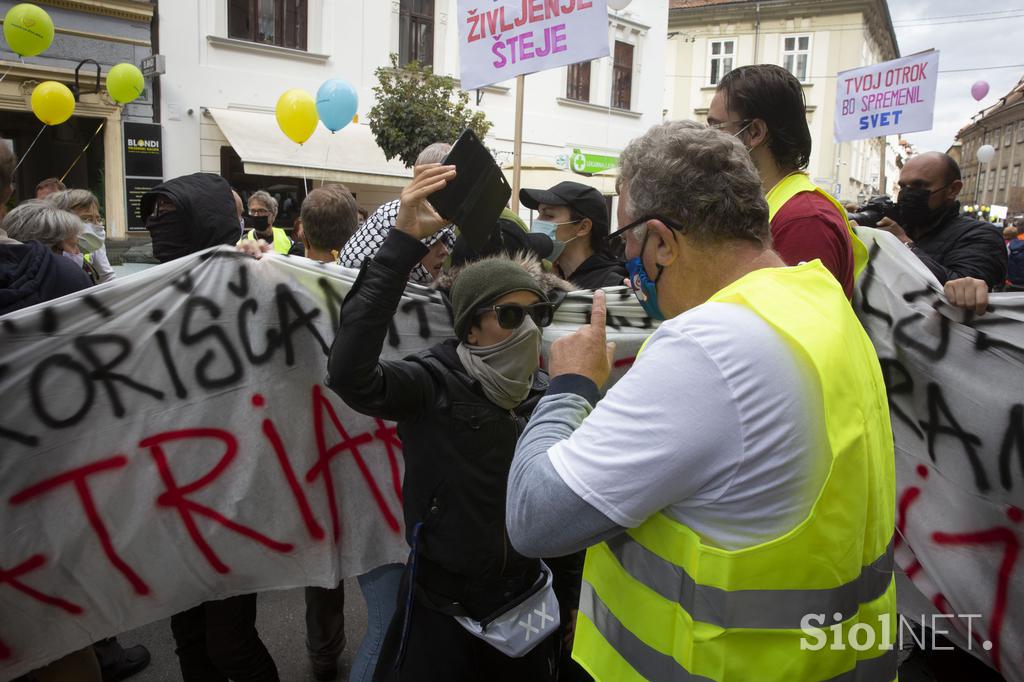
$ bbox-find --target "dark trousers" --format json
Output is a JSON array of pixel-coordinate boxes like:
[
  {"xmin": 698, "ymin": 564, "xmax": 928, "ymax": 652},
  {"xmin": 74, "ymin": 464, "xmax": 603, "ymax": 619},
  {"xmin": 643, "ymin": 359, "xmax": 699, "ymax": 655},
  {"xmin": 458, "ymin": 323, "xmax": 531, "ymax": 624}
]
[
  {"xmin": 170, "ymin": 594, "xmax": 279, "ymax": 682},
  {"xmin": 373, "ymin": 589, "xmax": 557, "ymax": 682},
  {"xmin": 304, "ymin": 582, "xmax": 347, "ymax": 665}
]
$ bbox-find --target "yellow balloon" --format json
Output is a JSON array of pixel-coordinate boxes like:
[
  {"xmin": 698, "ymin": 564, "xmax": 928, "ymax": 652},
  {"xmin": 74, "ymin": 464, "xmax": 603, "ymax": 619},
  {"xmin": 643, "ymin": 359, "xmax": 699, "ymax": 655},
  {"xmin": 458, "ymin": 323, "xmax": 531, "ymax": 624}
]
[
  {"xmin": 3, "ymin": 3, "xmax": 54, "ymax": 57},
  {"xmin": 275, "ymin": 89, "xmax": 318, "ymax": 144},
  {"xmin": 31, "ymin": 81, "xmax": 74, "ymax": 125},
  {"xmin": 107, "ymin": 63, "xmax": 145, "ymax": 104}
]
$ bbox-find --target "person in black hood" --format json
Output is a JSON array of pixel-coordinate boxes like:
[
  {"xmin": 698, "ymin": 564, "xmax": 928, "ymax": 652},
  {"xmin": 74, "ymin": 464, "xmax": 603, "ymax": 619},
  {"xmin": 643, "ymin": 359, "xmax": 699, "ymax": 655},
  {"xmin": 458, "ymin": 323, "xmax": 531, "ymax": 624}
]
[
  {"xmin": 141, "ymin": 173, "xmax": 242, "ymax": 262},
  {"xmin": 520, "ymin": 181, "xmax": 626, "ymax": 290},
  {"xmin": 328, "ymin": 165, "xmax": 574, "ymax": 681},
  {"xmin": 141, "ymin": 173, "xmax": 280, "ymax": 682}
]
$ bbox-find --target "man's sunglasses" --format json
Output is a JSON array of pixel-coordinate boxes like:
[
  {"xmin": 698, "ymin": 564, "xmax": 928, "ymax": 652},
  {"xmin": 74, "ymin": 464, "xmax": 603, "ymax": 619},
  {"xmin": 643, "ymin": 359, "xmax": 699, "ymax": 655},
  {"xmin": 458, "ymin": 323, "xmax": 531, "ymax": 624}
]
[{"xmin": 475, "ymin": 302, "xmax": 556, "ymax": 330}]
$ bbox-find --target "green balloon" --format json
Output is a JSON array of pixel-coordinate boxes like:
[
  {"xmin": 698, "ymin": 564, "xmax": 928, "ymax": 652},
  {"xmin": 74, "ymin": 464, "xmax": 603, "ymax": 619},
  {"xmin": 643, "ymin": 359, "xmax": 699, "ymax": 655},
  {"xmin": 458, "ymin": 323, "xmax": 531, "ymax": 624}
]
[
  {"xmin": 107, "ymin": 63, "xmax": 145, "ymax": 104},
  {"xmin": 3, "ymin": 3, "xmax": 54, "ymax": 58}
]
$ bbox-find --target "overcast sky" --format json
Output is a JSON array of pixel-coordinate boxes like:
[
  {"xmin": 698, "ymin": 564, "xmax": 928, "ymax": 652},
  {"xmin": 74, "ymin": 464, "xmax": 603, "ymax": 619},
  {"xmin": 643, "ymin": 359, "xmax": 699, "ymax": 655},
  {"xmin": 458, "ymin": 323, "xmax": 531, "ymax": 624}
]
[{"xmin": 891, "ymin": 0, "xmax": 1024, "ymax": 154}]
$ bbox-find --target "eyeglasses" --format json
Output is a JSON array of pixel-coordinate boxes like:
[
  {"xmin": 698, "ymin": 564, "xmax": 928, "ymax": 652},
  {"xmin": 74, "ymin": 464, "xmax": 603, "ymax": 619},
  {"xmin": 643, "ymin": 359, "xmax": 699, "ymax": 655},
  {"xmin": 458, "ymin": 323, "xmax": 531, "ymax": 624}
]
[
  {"xmin": 249, "ymin": 207, "xmax": 272, "ymax": 216},
  {"xmin": 475, "ymin": 302, "xmax": 556, "ymax": 330},
  {"xmin": 606, "ymin": 215, "xmax": 687, "ymax": 249},
  {"xmin": 707, "ymin": 118, "xmax": 751, "ymax": 130}
]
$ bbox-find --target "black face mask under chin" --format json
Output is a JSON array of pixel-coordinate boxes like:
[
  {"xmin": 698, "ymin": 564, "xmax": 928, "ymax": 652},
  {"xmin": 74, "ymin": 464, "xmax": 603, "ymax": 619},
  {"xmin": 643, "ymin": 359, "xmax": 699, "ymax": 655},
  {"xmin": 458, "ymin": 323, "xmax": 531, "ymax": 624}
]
[{"xmin": 897, "ymin": 185, "xmax": 951, "ymax": 238}]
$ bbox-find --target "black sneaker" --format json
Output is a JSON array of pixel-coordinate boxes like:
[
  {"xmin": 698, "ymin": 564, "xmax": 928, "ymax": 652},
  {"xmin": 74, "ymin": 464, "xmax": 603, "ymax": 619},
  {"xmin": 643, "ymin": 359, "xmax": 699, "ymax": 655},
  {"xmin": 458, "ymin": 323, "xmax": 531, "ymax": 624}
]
[{"xmin": 99, "ymin": 644, "xmax": 151, "ymax": 682}]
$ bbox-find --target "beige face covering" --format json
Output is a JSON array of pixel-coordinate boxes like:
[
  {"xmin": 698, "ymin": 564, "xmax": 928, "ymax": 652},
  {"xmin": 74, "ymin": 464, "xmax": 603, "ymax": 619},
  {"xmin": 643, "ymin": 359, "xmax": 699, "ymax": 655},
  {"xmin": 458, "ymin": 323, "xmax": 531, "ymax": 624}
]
[{"xmin": 456, "ymin": 317, "xmax": 542, "ymax": 410}]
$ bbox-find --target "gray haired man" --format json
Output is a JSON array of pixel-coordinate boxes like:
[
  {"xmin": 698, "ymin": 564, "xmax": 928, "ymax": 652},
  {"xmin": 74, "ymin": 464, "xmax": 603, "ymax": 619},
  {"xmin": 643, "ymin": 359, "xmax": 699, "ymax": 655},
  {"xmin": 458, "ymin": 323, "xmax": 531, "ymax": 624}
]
[{"xmin": 506, "ymin": 121, "xmax": 896, "ymax": 681}]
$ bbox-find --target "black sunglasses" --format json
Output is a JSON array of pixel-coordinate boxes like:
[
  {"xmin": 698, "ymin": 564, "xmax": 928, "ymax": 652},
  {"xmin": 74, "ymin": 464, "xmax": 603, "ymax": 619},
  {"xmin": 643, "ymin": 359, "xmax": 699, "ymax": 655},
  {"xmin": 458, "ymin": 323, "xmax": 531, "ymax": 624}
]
[{"xmin": 475, "ymin": 301, "xmax": 556, "ymax": 330}]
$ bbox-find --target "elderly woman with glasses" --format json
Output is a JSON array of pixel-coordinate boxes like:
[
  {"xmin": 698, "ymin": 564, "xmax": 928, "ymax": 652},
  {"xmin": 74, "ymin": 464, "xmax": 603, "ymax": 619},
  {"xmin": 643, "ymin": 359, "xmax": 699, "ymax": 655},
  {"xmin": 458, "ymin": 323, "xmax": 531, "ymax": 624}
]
[{"xmin": 46, "ymin": 188, "xmax": 116, "ymax": 283}]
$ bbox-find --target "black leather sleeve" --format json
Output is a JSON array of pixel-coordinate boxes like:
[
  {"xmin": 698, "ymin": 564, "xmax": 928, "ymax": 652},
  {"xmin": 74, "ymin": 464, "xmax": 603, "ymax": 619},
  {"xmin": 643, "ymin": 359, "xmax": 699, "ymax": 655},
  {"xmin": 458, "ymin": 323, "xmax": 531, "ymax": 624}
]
[{"xmin": 326, "ymin": 229, "xmax": 439, "ymax": 422}]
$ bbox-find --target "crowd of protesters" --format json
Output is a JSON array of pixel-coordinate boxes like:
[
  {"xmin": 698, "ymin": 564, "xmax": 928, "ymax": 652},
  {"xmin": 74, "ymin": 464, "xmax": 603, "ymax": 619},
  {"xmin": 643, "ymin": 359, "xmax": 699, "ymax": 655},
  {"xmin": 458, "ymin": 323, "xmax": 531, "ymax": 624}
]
[{"xmin": 0, "ymin": 62, "xmax": 1015, "ymax": 682}]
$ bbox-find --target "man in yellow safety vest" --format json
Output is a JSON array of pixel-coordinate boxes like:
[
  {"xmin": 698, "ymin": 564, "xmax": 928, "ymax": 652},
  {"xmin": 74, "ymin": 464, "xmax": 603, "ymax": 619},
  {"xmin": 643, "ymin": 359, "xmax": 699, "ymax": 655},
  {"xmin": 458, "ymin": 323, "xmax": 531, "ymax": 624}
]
[
  {"xmin": 708, "ymin": 64, "xmax": 866, "ymax": 298},
  {"xmin": 506, "ymin": 120, "xmax": 896, "ymax": 682},
  {"xmin": 239, "ymin": 189, "xmax": 292, "ymax": 255}
]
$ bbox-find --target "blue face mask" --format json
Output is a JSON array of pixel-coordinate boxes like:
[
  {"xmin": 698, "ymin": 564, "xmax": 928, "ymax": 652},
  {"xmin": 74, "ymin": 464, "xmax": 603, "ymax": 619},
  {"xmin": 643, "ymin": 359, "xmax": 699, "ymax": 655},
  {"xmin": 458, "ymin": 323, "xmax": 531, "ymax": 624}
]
[
  {"xmin": 624, "ymin": 230, "xmax": 664, "ymax": 320},
  {"xmin": 531, "ymin": 219, "xmax": 579, "ymax": 240}
]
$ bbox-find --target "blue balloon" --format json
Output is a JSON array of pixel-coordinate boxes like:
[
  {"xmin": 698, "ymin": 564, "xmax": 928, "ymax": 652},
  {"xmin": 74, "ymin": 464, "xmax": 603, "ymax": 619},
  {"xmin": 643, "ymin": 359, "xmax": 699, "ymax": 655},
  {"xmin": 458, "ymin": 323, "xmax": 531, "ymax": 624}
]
[{"xmin": 316, "ymin": 79, "xmax": 359, "ymax": 133}]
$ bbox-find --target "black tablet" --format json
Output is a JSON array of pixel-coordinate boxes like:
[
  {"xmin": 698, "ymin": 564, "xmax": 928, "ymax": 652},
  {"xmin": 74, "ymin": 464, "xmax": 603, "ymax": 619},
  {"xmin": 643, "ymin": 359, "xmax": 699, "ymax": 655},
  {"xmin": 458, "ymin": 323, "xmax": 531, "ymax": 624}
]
[{"xmin": 428, "ymin": 129, "xmax": 511, "ymax": 253}]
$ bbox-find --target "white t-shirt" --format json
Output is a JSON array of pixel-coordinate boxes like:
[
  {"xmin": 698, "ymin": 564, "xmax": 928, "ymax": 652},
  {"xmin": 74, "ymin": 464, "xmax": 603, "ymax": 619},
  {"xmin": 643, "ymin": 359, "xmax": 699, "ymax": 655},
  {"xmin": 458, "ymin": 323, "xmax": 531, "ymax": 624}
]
[{"xmin": 548, "ymin": 302, "xmax": 829, "ymax": 551}]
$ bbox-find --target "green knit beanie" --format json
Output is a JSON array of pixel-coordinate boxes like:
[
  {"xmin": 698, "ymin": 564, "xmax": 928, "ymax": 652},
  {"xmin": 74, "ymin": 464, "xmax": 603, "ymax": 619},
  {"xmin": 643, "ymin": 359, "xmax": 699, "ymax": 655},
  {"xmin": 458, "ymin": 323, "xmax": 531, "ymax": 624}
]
[{"xmin": 450, "ymin": 258, "xmax": 547, "ymax": 340}]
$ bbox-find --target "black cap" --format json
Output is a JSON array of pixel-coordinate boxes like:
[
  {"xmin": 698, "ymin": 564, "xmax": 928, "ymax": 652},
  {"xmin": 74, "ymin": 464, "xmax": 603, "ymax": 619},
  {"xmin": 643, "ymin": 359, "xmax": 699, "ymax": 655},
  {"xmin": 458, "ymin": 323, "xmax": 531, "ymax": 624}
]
[
  {"xmin": 519, "ymin": 181, "xmax": 610, "ymax": 239},
  {"xmin": 450, "ymin": 219, "xmax": 555, "ymax": 268}
]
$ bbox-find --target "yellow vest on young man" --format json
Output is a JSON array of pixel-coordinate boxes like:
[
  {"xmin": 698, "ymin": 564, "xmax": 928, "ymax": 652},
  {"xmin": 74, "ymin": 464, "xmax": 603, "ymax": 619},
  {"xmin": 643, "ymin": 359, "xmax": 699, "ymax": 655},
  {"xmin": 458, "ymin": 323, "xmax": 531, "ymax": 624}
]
[
  {"xmin": 573, "ymin": 261, "xmax": 897, "ymax": 682},
  {"xmin": 242, "ymin": 227, "xmax": 292, "ymax": 255},
  {"xmin": 766, "ymin": 171, "xmax": 869, "ymax": 278}
]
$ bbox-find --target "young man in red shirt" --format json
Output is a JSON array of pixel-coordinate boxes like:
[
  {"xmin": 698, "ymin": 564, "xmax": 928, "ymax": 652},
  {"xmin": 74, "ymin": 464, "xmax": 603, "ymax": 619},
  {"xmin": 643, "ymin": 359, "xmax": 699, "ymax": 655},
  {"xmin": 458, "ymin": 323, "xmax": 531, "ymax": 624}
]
[{"xmin": 709, "ymin": 64, "xmax": 859, "ymax": 298}]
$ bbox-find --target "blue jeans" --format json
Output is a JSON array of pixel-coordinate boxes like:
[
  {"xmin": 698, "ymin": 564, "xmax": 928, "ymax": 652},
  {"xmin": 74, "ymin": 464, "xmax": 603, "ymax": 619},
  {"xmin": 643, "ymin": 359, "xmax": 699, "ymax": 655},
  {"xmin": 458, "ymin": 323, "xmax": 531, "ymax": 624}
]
[{"xmin": 349, "ymin": 563, "xmax": 404, "ymax": 682}]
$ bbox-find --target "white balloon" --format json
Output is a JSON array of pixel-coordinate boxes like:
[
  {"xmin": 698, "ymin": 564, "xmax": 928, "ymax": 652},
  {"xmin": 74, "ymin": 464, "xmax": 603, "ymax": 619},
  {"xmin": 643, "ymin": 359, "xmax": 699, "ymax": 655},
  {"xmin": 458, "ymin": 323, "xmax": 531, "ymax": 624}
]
[
  {"xmin": 976, "ymin": 144, "xmax": 996, "ymax": 164},
  {"xmin": 607, "ymin": 0, "xmax": 633, "ymax": 9}
]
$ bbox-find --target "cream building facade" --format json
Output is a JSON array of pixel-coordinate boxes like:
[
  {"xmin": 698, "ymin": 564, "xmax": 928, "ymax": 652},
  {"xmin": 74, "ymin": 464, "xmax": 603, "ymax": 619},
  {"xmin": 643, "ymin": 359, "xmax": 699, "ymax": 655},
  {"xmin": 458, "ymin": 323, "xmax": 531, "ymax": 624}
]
[{"xmin": 665, "ymin": 0, "xmax": 900, "ymax": 203}]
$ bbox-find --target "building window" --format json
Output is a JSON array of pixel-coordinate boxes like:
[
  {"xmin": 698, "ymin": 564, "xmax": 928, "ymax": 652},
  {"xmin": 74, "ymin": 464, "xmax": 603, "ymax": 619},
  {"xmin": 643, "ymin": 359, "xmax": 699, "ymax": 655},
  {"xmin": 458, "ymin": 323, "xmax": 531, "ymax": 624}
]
[
  {"xmin": 782, "ymin": 35, "xmax": 811, "ymax": 82},
  {"xmin": 979, "ymin": 171, "xmax": 986, "ymax": 192},
  {"xmin": 988, "ymin": 170, "xmax": 996, "ymax": 190},
  {"xmin": 999, "ymin": 167, "xmax": 1008, "ymax": 191},
  {"xmin": 228, "ymin": 0, "xmax": 307, "ymax": 50},
  {"xmin": 567, "ymin": 61, "xmax": 591, "ymax": 102},
  {"xmin": 708, "ymin": 39, "xmax": 735, "ymax": 85},
  {"xmin": 1017, "ymin": 121, "xmax": 1024, "ymax": 144},
  {"xmin": 399, "ymin": 0, "xmax": 433, "ymax": 66},
  {"xmin": 1012, "ymin": 164, "xmax": 1021, "ymax": 189},
  {"xmin": 994, "ymin": 129, "xmax": 1000, "ymax": 149},
  {"xmin": 612, "ymin": 41, "xmax": 634, "ymax": 109},
  {"xmin": 1005, "ymin": 125, "xmax": 1013, "ymax": 148}
]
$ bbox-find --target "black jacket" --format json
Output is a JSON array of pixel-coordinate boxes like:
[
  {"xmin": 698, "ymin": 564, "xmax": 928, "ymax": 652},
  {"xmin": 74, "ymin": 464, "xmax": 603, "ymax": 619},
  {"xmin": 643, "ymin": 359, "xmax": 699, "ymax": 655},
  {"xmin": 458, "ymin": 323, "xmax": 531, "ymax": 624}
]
[
  {"xmin": 0, "ymin": 240, "xmax": 91, "ymax": 315},
  {"xmin": 912, "ymin": 203, "xmax": 1007, "ymax": 288},
  {"xmin": 327, "ymin": 229, "xmax": 568, "ymax": 618},
  {"xmin": 140, "ymin": 173, "xmax": 241, "ymax": 263},
  {"xmin": 564, "ymin": 252, "xmax": 627, "ymax": 290}
]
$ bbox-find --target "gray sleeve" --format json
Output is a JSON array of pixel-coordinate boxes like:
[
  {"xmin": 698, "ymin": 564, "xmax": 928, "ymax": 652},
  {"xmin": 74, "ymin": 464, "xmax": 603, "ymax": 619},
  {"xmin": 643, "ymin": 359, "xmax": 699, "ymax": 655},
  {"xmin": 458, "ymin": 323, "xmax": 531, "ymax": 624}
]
[{"xmin": 507, "ymin": 387, "xmax": 625, "ymax": 558}]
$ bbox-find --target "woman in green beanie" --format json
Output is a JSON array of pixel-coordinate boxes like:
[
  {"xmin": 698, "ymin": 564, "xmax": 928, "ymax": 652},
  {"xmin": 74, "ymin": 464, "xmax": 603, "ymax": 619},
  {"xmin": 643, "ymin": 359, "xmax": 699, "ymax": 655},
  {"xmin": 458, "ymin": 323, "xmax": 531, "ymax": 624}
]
[{"xmin": 327, "ymin": 164, "xmax": 573, "ymax": 681}]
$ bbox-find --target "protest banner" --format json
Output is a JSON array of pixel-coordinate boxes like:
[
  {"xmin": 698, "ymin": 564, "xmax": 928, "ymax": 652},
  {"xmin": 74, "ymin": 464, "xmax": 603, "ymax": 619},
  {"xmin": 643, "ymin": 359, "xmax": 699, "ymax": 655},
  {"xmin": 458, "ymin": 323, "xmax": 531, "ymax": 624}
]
[
  {"xmin": 456, "ymin": 0, "xmax": 610, "ymax": 92},
  {"xmin": 854, "ymin": 226, "xmax": 1024, "ymax": 679},
  {"xmin": 2, "ymin": 237, "xmax": 1023, "ymax": 679},
  {"xmin": 834, "ymin": 50, "xmax": 940, "ymax": 142},
  {"xmin": 0, "ymin": 250, "xmax": 652, "ymax": 679}
]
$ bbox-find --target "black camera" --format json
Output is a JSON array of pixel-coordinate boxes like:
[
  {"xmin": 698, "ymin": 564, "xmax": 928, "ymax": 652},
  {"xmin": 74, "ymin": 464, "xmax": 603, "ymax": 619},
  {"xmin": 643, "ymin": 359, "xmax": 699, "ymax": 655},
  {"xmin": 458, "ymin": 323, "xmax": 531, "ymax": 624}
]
[{"xmin": 847, "ymin": 196, "xmax": 899, "ymax": 227}]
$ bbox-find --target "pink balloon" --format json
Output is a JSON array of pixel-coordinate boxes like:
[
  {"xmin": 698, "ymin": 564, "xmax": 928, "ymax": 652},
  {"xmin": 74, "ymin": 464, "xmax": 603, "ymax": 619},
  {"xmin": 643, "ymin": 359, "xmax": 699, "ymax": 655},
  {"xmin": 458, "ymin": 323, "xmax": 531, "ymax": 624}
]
[{"xmin": 971, "ymin": 80, "xmax": 990, "ymax": 101}]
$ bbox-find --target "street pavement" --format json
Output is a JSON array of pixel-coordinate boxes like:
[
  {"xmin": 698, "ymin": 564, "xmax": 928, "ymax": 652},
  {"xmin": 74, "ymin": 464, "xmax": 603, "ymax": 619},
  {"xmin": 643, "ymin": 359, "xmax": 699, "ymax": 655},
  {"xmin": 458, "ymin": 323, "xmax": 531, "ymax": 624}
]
[{"xmin": 119, "ymin": 579, "xmax": 366, "ymax": 682}]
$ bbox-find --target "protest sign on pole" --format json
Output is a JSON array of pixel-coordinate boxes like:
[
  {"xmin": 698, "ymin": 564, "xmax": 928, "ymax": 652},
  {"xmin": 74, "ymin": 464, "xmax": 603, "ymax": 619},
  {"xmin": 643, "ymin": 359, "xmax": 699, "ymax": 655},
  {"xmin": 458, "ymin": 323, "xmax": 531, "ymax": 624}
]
[
  {"xmin": 834, "ymin": 50, "xmax": 940, "ymax": 142},
  {"xmin": 456, "ymin": 0, "xmax": 611, "ymax": 92}
]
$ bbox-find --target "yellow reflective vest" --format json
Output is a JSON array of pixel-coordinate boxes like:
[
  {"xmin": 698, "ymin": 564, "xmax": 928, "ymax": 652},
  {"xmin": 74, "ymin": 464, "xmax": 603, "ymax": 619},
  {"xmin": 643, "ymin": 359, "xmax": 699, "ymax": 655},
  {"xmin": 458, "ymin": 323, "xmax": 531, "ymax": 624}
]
[
  {"xmin": 243, "ymin": 227, "xmax": 292, "ymax": 255},
  {"xmin": 573, "ymin": 261, "xmax": 897, "ymax": 682},
  {"xmin": 766, "ymin": 172, "xmax": 869, "ymax": 279}
]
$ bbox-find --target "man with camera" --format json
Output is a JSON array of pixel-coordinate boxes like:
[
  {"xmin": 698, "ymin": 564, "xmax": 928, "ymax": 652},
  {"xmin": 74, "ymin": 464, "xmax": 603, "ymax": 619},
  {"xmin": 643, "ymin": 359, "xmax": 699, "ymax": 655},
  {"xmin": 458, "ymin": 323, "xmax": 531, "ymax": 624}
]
[
  {"xmin": 708, "ymin": 64, "xmax": 862, "ymax": 298},
  {"xmin": 873, "ymin": 152, "xmax": 1006, "ymax": 314}
]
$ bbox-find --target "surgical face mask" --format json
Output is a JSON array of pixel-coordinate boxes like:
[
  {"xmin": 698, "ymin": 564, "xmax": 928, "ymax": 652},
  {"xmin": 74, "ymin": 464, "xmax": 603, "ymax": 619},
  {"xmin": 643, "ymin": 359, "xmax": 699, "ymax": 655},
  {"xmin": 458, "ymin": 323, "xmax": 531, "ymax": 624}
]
[
  {"xmin": 533, "ymin": 219, "xmax": 581, "ymax": 263},
  {"xmin": 897, "ymin": 184, "xmax": 951, "ymax": 235},
  {"xmin": 624, "ymin": 229, "xmax": 665, "ymax": 320},
  {"xmin": 62, "ymin": 250, "xmax": 85, "ymax": 269}
]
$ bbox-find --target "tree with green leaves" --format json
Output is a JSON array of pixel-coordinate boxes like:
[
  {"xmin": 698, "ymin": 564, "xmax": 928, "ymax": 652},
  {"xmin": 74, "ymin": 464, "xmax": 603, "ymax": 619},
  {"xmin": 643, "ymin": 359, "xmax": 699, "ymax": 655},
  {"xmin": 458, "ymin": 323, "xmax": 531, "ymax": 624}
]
[{"xmin": 368, "ymin": 55, "xmax": 493, "ymax": 168}]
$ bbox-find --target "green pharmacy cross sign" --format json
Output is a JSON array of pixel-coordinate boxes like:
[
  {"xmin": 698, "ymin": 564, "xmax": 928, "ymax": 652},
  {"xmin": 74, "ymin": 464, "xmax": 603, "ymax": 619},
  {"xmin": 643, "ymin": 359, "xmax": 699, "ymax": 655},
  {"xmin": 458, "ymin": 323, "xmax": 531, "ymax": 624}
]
[{"xmin": 570, "ymin": 148, "xmax": 617, "ymax": 175}]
